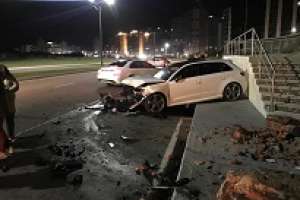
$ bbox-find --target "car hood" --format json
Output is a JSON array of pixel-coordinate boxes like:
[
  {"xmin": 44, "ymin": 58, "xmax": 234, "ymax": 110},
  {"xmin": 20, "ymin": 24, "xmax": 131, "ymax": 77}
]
[{"xmin": 122, "ymin": 76, "xmax": 165, "ymax": 88}]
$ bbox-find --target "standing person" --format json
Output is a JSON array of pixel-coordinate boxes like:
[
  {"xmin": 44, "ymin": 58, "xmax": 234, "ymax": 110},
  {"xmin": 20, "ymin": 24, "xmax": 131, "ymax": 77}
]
[
  {"xmin": 0, "ymin": 66, "xmax": 8, "ymax": 160},
  {"xmin": 0, "ymin": 65, "xmax": 19, "ymax": 144}
]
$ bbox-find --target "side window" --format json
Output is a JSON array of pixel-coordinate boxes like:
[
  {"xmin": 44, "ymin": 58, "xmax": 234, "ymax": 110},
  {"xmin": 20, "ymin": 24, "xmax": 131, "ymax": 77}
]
[
  {"xmin": 130, "ymin": 61, "xmax": 143, "ymax": 68},
  {"xmin": 144, "ymin": 63, "xmax": 155, "ymax": 68},
  {"xmin": 173, "ymin": 64, "xmax": 199, "ymax": 80},
  {"xmin": 204, "ymin": 63, "xmax": 233, "ymax": 74},
  {"xmin": 131, "ymin": 61, "xmax": 155, "ymax": 69}
]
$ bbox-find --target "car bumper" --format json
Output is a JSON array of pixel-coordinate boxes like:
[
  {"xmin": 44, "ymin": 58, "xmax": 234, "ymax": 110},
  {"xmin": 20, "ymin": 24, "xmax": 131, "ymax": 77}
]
[{"xmin": 97, "ymin": 71, "xmax": 121, "ymax": 83}]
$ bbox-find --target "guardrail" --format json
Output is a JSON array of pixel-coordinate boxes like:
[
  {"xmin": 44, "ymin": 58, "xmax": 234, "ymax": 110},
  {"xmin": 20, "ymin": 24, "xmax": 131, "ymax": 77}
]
[{"xmin": 224, "ymin": 28, "xmax": 276, "ymax": 112}]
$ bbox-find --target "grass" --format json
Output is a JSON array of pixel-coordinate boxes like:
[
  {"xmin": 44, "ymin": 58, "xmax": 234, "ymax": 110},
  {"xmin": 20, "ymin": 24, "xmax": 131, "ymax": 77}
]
[
  {"xmin": 14, "ymin": 64, "xmax": 100, "ymax": 80},
  {"xmin": 0, "ymin": 57, "xmax": 112, "ymax": 68}
]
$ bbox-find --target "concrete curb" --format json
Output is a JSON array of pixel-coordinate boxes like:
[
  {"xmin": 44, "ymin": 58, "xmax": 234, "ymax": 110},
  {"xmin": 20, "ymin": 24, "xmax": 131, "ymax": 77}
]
[{"xmin": 154, "ymin": 117, "xmax": 192, "ymax": 186}]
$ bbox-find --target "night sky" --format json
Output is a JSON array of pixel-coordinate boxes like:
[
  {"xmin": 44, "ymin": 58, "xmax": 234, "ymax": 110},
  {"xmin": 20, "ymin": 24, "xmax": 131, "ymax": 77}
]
[{"xmin": 0, "ymin": 0, "xmax": 265, "ymax": 51}]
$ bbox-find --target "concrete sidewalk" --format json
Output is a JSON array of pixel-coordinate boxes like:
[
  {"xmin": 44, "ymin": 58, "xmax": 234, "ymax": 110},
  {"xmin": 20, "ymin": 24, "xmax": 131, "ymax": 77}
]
[{"xmin": 172, "ymin": 100, "xmax": 267, "ymax": 200}]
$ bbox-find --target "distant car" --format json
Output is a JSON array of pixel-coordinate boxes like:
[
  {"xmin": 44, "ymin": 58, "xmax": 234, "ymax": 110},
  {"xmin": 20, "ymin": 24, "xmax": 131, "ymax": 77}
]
[
  {"xmin": 147, "ymin": 56, "xmax": 170, "ymax": 68},
  {"xmin": 122, "ymin": 60, "xmax": 247, "ymax": 113},
  {"xmin": 97, "ymin": 60, "xmax": 159, "ymax": 84}
]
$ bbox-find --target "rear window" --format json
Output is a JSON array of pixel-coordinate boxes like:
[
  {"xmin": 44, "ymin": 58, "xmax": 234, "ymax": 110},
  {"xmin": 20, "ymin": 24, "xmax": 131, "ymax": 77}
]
[{"xmin": 109, "ymin": 60, "xmax": 128, "ymax": 67}]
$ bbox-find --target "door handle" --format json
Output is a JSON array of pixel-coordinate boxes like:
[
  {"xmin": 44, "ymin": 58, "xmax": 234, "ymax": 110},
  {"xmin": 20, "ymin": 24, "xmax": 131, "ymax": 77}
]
[{"xmin": 197, "ymin": 80, "xmax": 202, "ymax": 85}]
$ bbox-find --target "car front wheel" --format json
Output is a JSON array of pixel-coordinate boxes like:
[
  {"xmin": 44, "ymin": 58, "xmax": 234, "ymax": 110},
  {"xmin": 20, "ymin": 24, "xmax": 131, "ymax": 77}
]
[
  {"xmin": 223, "ymin": 82, "xmax": 242, "ymax": 101},
  {"xmin": 144, "ymin": 93, "xmax": 166, "ymax": 113}
]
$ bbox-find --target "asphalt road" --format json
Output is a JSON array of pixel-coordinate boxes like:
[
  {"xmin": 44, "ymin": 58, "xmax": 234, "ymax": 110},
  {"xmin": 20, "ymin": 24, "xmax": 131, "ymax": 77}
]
[{"xmin": 14, "ymin": 71, "xmax": 119, "ymax": 135}]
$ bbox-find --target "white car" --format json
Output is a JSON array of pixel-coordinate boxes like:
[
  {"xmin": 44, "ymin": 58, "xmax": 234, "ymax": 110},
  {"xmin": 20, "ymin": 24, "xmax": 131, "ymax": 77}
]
[
  {"xmin": 97, "ymin": 60, "xmax": 159, "ymax": 84},
  {"xmin": 122, "ymin": 60, "xmax": 247, "ymax": 113},
  {"xmin": 147, "ymin": 56, "xmax": 170, "ymax": 68}
]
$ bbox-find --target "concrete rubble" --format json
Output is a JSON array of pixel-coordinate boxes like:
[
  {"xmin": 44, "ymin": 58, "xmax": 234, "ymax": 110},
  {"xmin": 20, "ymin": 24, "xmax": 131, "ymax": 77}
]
[{"xmin": 217, "ymin": 171, "xmax": 285, "ymax": 200}]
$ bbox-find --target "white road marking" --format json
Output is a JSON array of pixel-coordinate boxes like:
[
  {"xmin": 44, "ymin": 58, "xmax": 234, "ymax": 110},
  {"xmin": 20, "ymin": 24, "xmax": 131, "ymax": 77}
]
[
  {"xmin": 54, "ymin": 82, "xmax": 74, "ymax": 89},
  {"xmin": 9, "ymin": 63, "xmax": 100, "ymax": 71}
]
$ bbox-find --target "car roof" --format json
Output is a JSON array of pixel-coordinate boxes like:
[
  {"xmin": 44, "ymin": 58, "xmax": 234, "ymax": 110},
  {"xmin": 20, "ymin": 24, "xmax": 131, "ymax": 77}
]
[{"xmin": 181, "ymin": 59, "xmax": 238, "ymax": 70}]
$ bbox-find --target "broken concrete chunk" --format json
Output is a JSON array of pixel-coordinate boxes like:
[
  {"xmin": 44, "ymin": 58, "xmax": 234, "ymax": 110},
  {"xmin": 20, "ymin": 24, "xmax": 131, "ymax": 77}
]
[
  {"xmin": 267, "ymin": 116, "xmax": 300, "ymax": 140},
  {"xmin": 217, "ymin": 171, "xmax": 285, "ymax": 200},
  {"xmin": 231, "ymin": 126, "xmax": 252, "ymax": 144}
]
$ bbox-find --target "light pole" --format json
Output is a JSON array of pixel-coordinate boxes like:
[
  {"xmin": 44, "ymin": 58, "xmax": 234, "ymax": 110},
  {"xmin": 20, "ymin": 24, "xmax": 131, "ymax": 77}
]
[
  {"xmin": 164, "ymin": 42, "xmax": 170, "ymax": 55},
  {"xmin": 88, "ymin": 0, "xmax": 115, "ymax": 66}
]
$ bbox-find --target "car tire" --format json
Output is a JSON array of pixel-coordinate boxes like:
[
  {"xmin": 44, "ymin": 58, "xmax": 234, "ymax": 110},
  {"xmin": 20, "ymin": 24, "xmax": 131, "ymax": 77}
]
[
  {"xmin": 223, "ymin": 82, "xmax": 242, "ymax": 101},
  {"xmin": 144, "ymin": 93, "xmax": 166, "ymax": 113}
]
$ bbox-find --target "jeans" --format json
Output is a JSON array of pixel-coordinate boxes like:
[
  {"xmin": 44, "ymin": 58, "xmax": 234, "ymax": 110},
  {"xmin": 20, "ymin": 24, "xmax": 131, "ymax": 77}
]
[{"xmin": 5, "ymin": 113, "xmax": 15, "ymax": 139}]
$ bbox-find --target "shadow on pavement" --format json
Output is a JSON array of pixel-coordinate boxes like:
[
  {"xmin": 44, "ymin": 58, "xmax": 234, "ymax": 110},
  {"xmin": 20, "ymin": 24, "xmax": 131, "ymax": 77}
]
[{"xmin": 0, "ymin": 168, "xmax": 65, "ymax": 190}]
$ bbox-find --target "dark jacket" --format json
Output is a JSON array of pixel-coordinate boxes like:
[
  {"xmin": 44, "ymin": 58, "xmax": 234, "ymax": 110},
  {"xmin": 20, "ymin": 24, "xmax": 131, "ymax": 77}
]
[{"xmin": 0, "ymin": 65, "xmax": 19, "ymax": 114}]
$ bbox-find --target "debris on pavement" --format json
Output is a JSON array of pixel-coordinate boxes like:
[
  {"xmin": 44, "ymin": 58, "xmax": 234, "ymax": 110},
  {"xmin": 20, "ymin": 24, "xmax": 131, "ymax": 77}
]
[
  {"xmin": 265, "ymin": 158, "xmax": 276, "ymax": 163},
  {"xmin": 48, "ymin": 141, "xmax": 86, "ymax": 176},
  {"xmin": 67, "ymin": 174, "xmax": 83, "ymax": 186},
  {"xmin": 174, "ymin": 178, "xmax": 192, "ymax": 187},
  {"xmin": 51, "ymin": 159, "xmax": 83, "ymax": 176},
  {"xmin": 85, "ymin": 103, "xmax": 105, "ymax": 110},
  {"xmin": 120, "ymin": 135, "xmax": 140, "ymax": 144},
  {"xmin": 267, "ymin": 115, "xmax": 300, "ymax": 140},
  {"xmin": 231, "ymin": 126, "xmax": 252, "ymax": 144},
  {"xmin": 52, "ymin": 120, "xmax": 62, "ymax": 125},
  {"xmin": 217, "ymin": 171, "xmax": 285, "ymax": 200},
  {"xmin": 108, "ymin": 142, "xmax": 115, "ymax": 148},
  {"xmin": 135, "ymin": 160, "xmax": 159, "ymax": 183}
]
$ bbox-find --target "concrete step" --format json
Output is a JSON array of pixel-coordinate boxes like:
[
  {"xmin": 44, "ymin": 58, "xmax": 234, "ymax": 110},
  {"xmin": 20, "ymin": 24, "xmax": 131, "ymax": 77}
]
[
  {"xmin": 257, "ymin": 79, "xmax": 300, "ymax": 86},
  {"xmin": 265, "ymin": 102, "xmax": 300, "ymax": 114},
  {"xmin": 253, "ymin": 68, "xmax": 300, "ymax": 74},
  {"xmin": 254, "ymin": 73, "xmax": 299, "ymax": 80},
  {"xmin": 259, "ymin": 85, "xmax": 300, "ymax": 96},
  {"xmin": 252, "ymin": 63, "xmax": 292, "ymax": 69},
  {"xmin": 262, "ymin": 93, "xmax": 300, "ymax": 104},
  {"xmin": 250, "ymin": 55, "xmax": 289, "ymax": 65},
  {"xmin": 268, "ymin": 111, "xmax": 300, "ymax": 120}
]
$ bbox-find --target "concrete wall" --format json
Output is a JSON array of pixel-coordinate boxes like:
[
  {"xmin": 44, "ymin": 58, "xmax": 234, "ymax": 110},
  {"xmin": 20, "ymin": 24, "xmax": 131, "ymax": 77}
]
[{"xmin": 223, "ymin": 55, "xmax": 267, "ymax": 117}]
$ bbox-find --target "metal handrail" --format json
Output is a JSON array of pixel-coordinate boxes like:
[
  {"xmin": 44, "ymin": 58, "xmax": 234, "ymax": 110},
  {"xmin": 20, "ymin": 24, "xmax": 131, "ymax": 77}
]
[{"xmin": 224, "ymin": 28, "xmax": 276, "ymax": 112}]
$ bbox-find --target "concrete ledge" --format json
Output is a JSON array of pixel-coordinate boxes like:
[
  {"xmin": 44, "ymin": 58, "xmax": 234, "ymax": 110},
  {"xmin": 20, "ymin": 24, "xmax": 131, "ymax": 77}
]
[{"xmin": 172, "ymin": 100, "xmax": 266, "ymax": 200}]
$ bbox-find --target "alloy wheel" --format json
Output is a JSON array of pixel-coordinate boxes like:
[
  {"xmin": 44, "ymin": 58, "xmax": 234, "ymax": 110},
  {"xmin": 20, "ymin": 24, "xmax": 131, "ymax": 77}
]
[
  {"xmin": 144, "ymin": 94, "xmax": 166, "ymax": 113},
  {"xmin": 223, "ymin": 83, "xmax": 242, "ymax": 101}
]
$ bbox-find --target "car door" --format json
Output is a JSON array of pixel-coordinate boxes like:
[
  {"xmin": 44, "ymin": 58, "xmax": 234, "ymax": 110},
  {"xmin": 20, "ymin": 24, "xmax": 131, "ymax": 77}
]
[
  {"xmin": 199, "ymin": 63, "xmax": 233, "ymax": 98},
  {"xmin": 168, "ymin": 64, "xmax": 203, "ymax": 105}
]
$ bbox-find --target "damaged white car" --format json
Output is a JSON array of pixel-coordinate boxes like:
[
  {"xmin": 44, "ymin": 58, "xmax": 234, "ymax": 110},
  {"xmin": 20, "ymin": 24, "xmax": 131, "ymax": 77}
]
[{"xmin": 122, "ymin": 60, "xmax": 247, "ymax": 113}]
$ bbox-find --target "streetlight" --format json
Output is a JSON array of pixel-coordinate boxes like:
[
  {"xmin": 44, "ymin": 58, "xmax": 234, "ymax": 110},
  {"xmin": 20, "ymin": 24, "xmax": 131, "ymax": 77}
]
[
  {"xmin": 164, "ymin": 42, "xmax": 170, "ymax": 55},
  {"xmin": 88, "ymin": 0, "xmax": 115, "ymax": 66}
]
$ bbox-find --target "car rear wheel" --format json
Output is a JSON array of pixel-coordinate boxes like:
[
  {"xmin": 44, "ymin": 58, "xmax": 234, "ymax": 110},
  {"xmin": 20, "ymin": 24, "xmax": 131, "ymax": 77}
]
[
  {"xmin": 144, "ymin": 93, "xmax": 166, "ymax": 113},
  {"xmin": 223, "ymin": 82, "xmax": 242, "ymax": 101}
]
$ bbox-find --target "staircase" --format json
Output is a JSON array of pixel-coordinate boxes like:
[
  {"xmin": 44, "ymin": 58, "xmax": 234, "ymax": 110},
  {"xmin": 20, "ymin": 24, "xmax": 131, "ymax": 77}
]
[
  {"xmin": 250, "ymin": 56, "xmax": 300, "ymax": 118},
  {"xmin": 224, "ymin": 28, "xmax": 300, "ymax": 119}
]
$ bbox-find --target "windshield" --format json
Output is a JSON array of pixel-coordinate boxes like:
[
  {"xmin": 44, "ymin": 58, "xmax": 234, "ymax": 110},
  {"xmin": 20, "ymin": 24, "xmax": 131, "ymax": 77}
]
[
  {"xmin": 154, "ymin": 68, "xmax": 175, "ymax": 80},
  {"xmin": 109, "ymin": 60, "xmax": 128, "ymax": 67}
]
